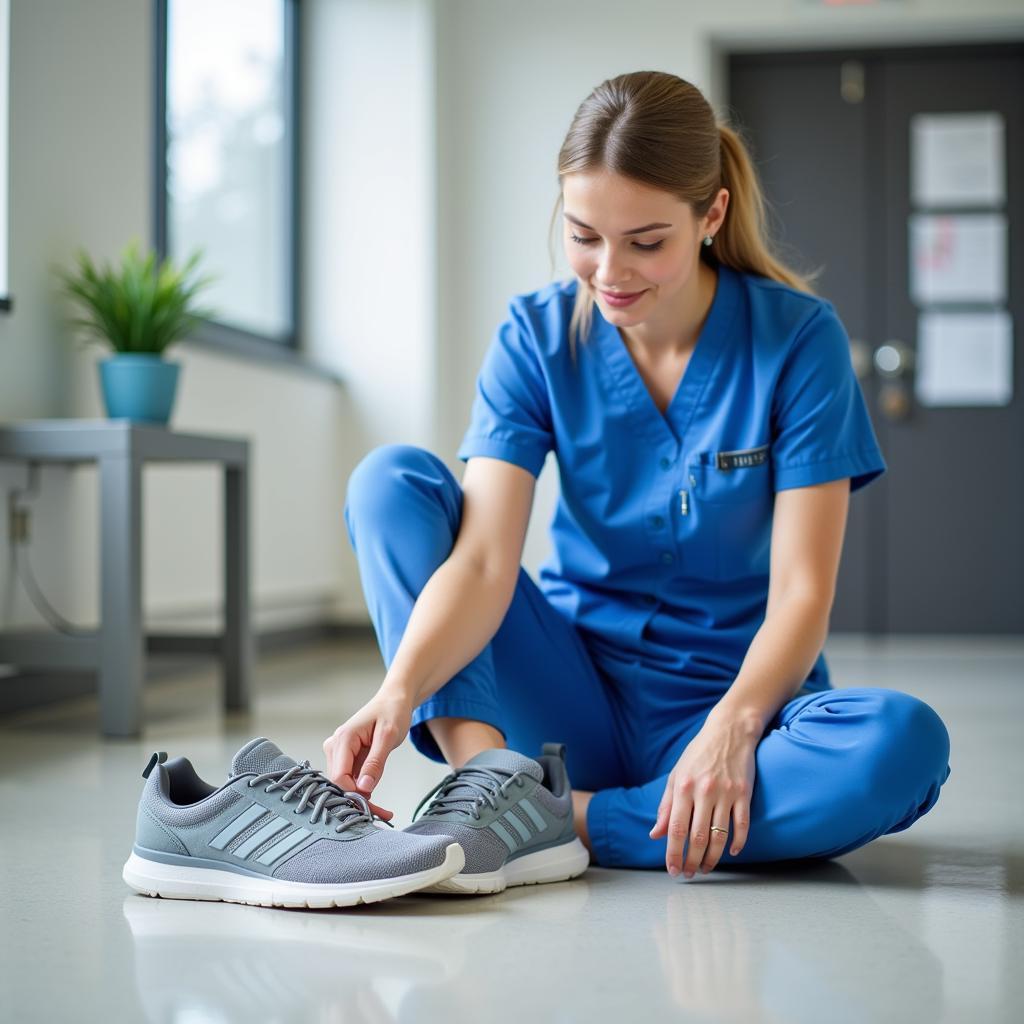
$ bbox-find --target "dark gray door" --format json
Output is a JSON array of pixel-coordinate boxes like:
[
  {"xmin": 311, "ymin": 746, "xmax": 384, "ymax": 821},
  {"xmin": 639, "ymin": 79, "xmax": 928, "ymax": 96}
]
[{"xmin": 729, "ymin": 43, "xmax": 1023, "ymax": 634}]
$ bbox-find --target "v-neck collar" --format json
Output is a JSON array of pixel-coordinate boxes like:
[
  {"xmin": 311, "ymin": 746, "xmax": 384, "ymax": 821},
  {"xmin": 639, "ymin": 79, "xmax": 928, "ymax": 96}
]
[{"xmin": 594, "ymin": 261, "xmax": 739, "ymax": 452}]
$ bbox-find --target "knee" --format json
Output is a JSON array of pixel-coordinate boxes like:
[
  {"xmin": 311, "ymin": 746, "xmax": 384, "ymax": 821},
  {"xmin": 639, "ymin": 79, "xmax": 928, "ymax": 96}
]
[
  {"xmin": 344, "ymin": 444, "xmax": 450, "ymax": 519},
  {"xmin": 864, "ymin": 689, "xmax": 951, "ymax": 793},
  {"xmin": 886, "ymin": 690, "xmax": 950, "ymax": 770}
]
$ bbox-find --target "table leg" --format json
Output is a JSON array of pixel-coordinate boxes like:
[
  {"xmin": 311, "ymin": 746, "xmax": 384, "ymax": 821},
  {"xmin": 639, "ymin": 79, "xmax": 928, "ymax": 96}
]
[
  {"xmin": 224, "ymin": 462, "xmax": 252, "ymax": 711},
  {"xmin": 99, "ymin": 451, "xmax": 143, "ymax": 737}
]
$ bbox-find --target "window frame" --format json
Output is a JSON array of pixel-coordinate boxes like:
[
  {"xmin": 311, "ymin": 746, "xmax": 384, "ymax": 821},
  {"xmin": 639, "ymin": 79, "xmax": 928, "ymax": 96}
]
[
  {"xmin": 0, "ymin": 0, "xmax": 10, "ymax": 313},
  {"xmin": 153, "ymin": 0, "xmax": 303, "ymax": 364}
]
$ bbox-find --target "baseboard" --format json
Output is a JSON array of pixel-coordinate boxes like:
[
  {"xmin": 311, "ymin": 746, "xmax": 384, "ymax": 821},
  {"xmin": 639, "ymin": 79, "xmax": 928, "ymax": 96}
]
[{"xmin": 0, "ymin": 620, "xmax": 376, "ymax": 717}]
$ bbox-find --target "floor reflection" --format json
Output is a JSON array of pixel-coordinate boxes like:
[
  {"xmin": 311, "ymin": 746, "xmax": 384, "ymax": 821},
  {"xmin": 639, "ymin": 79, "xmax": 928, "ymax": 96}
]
[{"xmin": 122, "ymin": 854, "xmax": 954, "ymax": 1023}]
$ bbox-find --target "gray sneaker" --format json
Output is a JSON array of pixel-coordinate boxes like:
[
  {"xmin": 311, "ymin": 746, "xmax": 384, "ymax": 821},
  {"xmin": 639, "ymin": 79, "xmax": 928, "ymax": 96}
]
[
  {"xmin": 122, "ymin": 736, "xmax": 465, "ymax": 908},
  {"xmin": 402, "ymin": 742, "xmax": 589, "ymax": 894}
]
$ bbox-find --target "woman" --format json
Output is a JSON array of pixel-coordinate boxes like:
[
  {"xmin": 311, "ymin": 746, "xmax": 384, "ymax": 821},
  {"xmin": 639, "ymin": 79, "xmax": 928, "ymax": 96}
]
[{"xmin": 326, "ymin": 70, "xmax": 951, "ymax": 889}]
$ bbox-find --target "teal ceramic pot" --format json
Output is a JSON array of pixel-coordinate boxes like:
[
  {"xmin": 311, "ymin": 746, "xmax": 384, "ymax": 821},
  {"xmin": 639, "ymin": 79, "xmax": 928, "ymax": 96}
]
[{"xmin": 97, "ymin": 353, "xmax": 181, "ymax": 425}]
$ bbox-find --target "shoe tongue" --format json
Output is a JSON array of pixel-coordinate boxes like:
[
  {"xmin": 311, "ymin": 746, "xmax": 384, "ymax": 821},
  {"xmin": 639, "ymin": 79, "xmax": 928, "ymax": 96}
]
[
  {"xmin": 229, "ymin": 737, "xmax": 298, "ymax": 778},
  {"xmin": 419, "ymin": 748, "xmax": 543, "ymax": 819},
  {"xmin": 461, "ymin": 748, "xmax": 543, "ymax": 783}
]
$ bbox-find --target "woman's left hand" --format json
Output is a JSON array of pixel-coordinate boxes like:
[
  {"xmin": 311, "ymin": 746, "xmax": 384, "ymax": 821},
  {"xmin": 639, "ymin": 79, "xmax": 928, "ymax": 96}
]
[{"xmin": 649, "ymin": 709, "xmax": 762, "ymax": 878}]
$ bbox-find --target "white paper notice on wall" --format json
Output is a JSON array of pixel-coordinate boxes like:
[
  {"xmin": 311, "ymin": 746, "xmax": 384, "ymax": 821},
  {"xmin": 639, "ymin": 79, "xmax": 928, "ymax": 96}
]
[
  {"xmin": 909, "ymin": 213, "xmax": 1007, "ymax": 305},
  {"xmin": 910, "ymin": 112, "xmax": 1005, "ymax": 208},
  {"xmin": 916, "ymin": 311, "xmax": 1013, "ymax": 407}
]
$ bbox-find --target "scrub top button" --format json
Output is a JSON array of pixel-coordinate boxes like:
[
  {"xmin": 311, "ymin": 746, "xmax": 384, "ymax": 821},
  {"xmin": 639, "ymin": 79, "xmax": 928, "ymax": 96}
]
[
  {"xmin": 661, "ymin": 552, "xmax": 674, "ymax": 565},
  {"xmin": 652, "ymin": 514, "xmax": 665, "ymax": 528},
  {"xmin": 659, "ymin": 456, "xmax": 672, "ymax": 470}
]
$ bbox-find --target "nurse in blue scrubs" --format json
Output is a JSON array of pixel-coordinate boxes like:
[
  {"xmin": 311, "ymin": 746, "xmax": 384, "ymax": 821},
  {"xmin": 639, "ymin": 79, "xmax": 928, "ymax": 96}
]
[{"xmin": 338, "ymin": 70, "xmax": 952, "ymax": 877}]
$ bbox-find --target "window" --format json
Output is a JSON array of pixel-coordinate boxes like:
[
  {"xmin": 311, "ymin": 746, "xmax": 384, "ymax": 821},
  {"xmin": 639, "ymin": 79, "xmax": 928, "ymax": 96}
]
[{"xmin": 154, "ymin": 0, "xmax": 299, "ymax": 351}]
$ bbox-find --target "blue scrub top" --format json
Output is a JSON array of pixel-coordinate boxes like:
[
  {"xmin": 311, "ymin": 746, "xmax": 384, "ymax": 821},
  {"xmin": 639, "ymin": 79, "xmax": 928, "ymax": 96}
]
[{"xmin": 456, "ymin": 263, "xmax": 887, "ymax": 693}]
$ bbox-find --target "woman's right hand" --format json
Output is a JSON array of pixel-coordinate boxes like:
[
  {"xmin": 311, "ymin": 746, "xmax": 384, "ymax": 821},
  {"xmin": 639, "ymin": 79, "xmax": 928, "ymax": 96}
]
[{"xmin": 322, "ymin": 689, "xmax": 413, "ymax": 821}]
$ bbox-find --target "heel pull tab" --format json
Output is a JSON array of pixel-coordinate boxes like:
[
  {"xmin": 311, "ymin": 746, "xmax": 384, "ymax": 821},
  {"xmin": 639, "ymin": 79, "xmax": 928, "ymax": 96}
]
[
  {"xmin": 541, "ymin": 742, "xmax": 566, "ymax": 761},
  {"xmin": 142, "ymin": 751, "xmax": 168, "ymax": 779}
]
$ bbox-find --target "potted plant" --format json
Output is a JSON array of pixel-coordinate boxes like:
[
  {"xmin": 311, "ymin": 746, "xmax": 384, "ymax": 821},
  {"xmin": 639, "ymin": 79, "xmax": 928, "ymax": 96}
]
[{"xmin": 56, "ymin": 239, "xmax": 217, "ymax": 425}]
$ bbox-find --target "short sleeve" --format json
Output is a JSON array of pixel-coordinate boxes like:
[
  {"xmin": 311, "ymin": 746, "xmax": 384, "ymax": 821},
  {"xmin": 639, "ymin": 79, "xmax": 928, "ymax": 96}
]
[
  {"xmin": 456, "ymin": 300, "xmax": 554, "ymax": 478},
  {"xmin": 771, "ymin": 303, "xmax": 887, "ymax": 494}
]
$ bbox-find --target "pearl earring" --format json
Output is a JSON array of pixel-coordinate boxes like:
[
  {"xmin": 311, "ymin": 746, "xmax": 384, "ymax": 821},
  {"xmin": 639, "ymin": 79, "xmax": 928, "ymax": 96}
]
[{"xmin": 703, "ymin": 235, "xmax": 713, "ymax": 247}]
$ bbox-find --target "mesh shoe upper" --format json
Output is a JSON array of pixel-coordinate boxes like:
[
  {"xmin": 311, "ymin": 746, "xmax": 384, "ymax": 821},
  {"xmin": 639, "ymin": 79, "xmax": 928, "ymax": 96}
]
[
  {"xmin": 403, "ymin": 747, "xmax": 576, "ymax": 873},
  {"xmin": 134, "ymin": 737, "xmax": 453, "ymax": 883}
]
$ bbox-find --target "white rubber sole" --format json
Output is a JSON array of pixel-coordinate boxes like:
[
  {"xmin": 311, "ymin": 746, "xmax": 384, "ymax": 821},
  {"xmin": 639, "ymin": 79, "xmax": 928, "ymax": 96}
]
[
  {"xmin": 420, "ymin": 837, "xmax": 590, "ymax": 894},
  {"xmin": 122, "ymin": 842, "xmax": 466, "ymax": 909}
]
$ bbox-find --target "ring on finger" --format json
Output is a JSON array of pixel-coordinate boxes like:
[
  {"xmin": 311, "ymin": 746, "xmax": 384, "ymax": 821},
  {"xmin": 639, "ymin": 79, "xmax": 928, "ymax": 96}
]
[{"xmin": 700, "ymin": 823, "xmax": 731, "ymax": 872}]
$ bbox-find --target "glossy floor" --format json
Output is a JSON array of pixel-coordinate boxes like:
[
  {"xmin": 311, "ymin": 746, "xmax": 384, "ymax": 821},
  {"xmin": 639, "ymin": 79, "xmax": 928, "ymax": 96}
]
[{"xmin": 1, "ymin": 634, "xmax": 1021, "ymax": 1023}]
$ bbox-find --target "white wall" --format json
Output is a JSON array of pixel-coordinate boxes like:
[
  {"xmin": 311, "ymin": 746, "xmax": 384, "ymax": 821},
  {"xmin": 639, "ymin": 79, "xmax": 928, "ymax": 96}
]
[
  {"xmin": 1, "ymin": 0, "xmax": 1021, "ymax": 655},
  {"xmin": 303, "ymin": 0, "xmax": 437, "ymax": 620},
  {"xmin": 304, "ymin": 0, "xmax": 436, "ymax": 447}
]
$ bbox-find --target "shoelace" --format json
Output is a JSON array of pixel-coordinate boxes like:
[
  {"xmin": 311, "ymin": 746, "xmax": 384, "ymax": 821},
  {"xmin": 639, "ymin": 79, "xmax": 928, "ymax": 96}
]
[
  {"xmin": 243, "ymin": 760, "xmax": 394, "ymax": 833},
  {"xmin": 411, "ymin": 766, "xmax": 527, "ymax": 823}
]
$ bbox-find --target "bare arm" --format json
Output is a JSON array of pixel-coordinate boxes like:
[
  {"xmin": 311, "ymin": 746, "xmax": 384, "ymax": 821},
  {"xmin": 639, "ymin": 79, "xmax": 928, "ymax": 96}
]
[
  {"xmin": 323, "ymin": 456, "xmax": 538, "ymax": 794},
  {"xmin": 709, "ymin": 477, "xmax": 850, "ymax": 731},
  {"xmin": 381, "ymin": 455, "xmax": 536, "ymax": 705},
  {"xmin": 378, "ymin": 556, "xmax": 515, "ymax": 706}
]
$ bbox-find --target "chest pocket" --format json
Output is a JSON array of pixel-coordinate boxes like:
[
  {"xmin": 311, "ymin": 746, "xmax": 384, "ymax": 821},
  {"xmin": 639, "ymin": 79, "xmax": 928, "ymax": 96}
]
[{"xmin": 683, "ymin": 445, "xmax": 774, "ymax": 580}]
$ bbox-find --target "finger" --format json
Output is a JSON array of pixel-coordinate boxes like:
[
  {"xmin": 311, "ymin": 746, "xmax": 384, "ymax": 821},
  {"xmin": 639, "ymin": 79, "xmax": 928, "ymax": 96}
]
[
  {"xmin": 682, "ymin": 785, "xmax": 714, "ymax": 878},
  {"xmin": 649, "ymin": 778, "xmax": 674, "ymax": 839},
  {"xmin": 665, "ymin": 780, "xmax": 693, "ymax": 876},
  {"xmin": 700, "ymin": 806, "xmax": 731, "ymax": 874},
  {"xmin": 328, "ymin": 780, "xmax": 392, "ymax": 821},
  {"xmin": 351, "ymin": 747, "xmax": 369, "ymax": 787},
  {"xmin": 367, "ymin": 801, "xmax": 394, "ymax": 821},
  {"xmin": 729, "ymin": 796, "xmax": 751, "ymax": 857},
  {"xmin": 333, "ymin": 759, "xmax": 393, "ymax": 818},
  {"xmin": 323, "ymin": 733, "xmax": 360, "ymax": 791},
  {"xmin": 323, "ymin": 761, "xmax": 393, "ymax": 819},
  {"xmin": 356, "ymin": 721, "xmax": 398, "ymax": 792}
]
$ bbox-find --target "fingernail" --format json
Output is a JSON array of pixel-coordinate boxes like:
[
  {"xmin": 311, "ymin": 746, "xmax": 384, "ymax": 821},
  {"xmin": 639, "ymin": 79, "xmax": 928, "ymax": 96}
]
[
  {"xmin": 358, "ymin": 774, "xmax": 374, "ymax": 789},
  {"xmin": 668, "ymin": 865, "xmax": 679, "ymax": 877}
]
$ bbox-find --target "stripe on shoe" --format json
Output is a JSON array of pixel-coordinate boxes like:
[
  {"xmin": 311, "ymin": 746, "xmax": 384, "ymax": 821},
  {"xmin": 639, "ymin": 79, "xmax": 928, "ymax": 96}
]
[
  {"xmin": 486, "ymin": 801, "xmax": 552, "ymax": 853},
  {"xmin": 232, "ymin": 816, "xmax": 293, "ymax": 859},
  {"xmin": 487, "ymin": 819, "xmax": 518, "ymax": 852},
  {"xmin": 254, "ymin": 826, "xmax": 312, "ymax": 865},
  {"xmin": 503, "ymin": 809, "xmax": 532, "ymax": 843},
  {"xmin": 207, "ymin": 801, "xmax": 313, "ymax": 866},
  {"xmin": 208, "ymin": 804, "xmax": 267, "ymax": 850},
  {"xmin": 518, "ymin": 798, "xmax": 548, "ymax": 833}
]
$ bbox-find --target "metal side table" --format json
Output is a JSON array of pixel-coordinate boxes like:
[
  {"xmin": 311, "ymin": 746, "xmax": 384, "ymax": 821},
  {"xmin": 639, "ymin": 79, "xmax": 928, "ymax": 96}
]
[{"xmin": 0, "ymin": 419, "xmax": 253, "ymax": 737}]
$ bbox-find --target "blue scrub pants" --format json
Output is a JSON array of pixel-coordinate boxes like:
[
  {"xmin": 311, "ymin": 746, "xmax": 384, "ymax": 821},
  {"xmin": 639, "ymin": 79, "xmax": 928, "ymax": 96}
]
[{"xmin": 343, "ymin": 444, "xmax": 952, "ymax": 870}]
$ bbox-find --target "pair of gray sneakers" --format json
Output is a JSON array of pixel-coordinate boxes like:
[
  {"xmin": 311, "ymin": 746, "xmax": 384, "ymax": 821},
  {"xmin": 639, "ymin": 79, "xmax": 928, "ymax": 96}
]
[{"xmin": 122, "ymin": 736, "xmax": 589, "ymax": 909}]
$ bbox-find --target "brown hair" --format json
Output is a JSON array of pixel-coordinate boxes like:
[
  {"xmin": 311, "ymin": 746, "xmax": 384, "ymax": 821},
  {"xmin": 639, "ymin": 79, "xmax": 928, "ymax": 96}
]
[{"xmin": 547, "ymin": 70, "xmax": 822, "ymax": 365}]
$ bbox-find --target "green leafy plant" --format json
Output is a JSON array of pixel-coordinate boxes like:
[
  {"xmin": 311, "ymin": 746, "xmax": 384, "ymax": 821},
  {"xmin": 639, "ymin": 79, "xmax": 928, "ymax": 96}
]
[{"xmin": 56, "ymin": 238, "xmax": 219, "ymax": 355}]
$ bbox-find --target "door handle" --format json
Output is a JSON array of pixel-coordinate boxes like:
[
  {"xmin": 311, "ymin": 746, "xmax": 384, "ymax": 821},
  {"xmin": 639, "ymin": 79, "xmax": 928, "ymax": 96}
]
[
  {"xmin": 872, "ymin": 341, "xmax": 916, "ymax": 422},
  {"xmin": 873, "ymin": 341, "xmax": 915, "ymax": 378}
]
